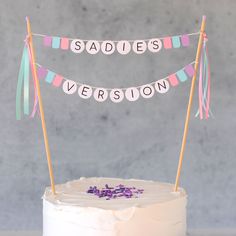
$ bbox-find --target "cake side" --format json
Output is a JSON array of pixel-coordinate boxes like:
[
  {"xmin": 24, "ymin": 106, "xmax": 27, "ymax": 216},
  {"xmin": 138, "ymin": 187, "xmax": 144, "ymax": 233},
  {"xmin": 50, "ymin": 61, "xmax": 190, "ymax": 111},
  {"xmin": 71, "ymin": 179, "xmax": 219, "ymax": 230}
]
[{"xmin": 43, "ymin": 177, "xmax": 187, "ymax": 236}]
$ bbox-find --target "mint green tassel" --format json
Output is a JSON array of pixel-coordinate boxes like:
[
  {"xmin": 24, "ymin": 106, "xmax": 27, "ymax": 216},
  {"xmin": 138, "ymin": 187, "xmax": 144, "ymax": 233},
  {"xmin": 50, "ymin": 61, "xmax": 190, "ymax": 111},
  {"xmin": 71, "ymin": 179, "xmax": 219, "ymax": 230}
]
[{"xmin": 16, "ymin": 44, "xmax": 30, "ymax": 120}]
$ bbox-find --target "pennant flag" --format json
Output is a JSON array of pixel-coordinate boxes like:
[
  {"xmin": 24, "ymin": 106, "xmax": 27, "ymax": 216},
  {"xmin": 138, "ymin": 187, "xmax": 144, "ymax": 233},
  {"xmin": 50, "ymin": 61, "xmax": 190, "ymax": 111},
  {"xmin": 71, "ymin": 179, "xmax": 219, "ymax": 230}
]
[
  {"xmin": 172, "ymin": 36, "xmax": 181, "ymax": 48},
  {"xmin": 43, "ymin": 36, "xmax": 52, "ymax": 47},
  {"xmin": 45, "ymin": 71, "xmax": 55, "ymax": 83},
  {"xmin": 163, "ymin": 37, "xmax": 172, "ymax": 49},
  {"xmin": 168, "ymin": 74, "xmax": 179, "ymax": 87},
  {"xmin": 53, "ymin": 75, "xmax": 64, "ymax": 87},
  {"xmin": 181, "ymin": 35, "xmax": 190, "ymax": 47},
  {"xmin": 52, "ymin": 37, "xmax": 60, "ymax": 49},
  {"xmin": 176, "ymin": 69, "xmax": 188, "ymax": 82},
  {"xmin": 38, "ymin": 67, "xmax": 48, "ymax": 79},
  {"xmin": 60, "ymin": 38, "xmax": 69, "ymax": 50},
  {"xmin": 184, "ymin": 64, "xmax": 195, "ymax": 77}
]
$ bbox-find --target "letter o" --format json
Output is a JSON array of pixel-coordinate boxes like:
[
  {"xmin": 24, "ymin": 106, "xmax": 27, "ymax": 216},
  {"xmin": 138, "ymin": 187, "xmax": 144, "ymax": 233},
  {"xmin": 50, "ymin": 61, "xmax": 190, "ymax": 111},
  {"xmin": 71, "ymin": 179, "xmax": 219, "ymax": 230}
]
[
  {"xmin": 155, "ymin": 79, "xmax": 170, "ymax": 94},
  {"xmin": 140, "ymin": 84, "xmax": 155, "ymax": 98}
]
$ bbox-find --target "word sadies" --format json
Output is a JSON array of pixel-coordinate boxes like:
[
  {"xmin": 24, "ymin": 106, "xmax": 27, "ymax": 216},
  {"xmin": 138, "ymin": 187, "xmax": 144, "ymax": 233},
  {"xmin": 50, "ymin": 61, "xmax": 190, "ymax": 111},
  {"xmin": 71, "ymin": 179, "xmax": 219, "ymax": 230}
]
[{"xmin": 41, "ymin": 34, "xmax": 192, "ymax": 55}]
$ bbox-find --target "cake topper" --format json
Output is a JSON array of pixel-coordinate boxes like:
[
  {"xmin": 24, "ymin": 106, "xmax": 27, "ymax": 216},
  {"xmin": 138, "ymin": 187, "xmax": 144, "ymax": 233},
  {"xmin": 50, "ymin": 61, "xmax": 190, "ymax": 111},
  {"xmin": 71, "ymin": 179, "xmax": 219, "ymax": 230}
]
[{"xmin": 16, "ymin": 16, "xmax": 210, "ymax": 195}]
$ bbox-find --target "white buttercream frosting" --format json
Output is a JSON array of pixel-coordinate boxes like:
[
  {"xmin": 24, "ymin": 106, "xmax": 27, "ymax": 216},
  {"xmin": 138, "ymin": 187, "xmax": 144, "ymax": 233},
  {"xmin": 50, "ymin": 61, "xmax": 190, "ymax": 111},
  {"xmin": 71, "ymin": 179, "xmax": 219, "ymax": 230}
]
[{"xmin": 43, "ymin": 177, "xmax": 187, "ymax": 236}]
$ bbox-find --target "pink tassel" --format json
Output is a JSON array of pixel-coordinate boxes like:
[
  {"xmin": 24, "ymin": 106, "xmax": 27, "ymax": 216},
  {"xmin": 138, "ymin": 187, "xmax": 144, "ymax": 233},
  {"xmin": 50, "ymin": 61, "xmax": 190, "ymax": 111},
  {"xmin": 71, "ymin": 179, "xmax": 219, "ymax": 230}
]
[
  {"xmin": 196, "ymin": 33, "xmax": 211, "ymax": 119},
  {"xmin": 25, "ymin": 35, "xmax": 39, "ymax": 118}
]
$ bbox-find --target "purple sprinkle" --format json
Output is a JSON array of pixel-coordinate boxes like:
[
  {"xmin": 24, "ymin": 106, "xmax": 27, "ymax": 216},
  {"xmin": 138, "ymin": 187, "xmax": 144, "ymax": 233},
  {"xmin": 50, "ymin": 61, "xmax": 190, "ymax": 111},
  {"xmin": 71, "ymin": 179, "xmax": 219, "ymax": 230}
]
[{"xmin": 86, "ymin": 184, "xmax": 144, "ymax": 200}]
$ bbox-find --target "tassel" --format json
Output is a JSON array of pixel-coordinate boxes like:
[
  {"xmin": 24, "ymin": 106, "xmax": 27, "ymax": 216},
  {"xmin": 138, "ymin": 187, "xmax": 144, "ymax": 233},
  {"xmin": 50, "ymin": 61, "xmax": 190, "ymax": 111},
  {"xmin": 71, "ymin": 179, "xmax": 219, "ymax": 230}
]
[
  {"xmin": 16, "ymin": 41, "xmax": 30, "ymax": 120},
  {"xmin": 195, "ymin": 33, "xmax": 211, "ymax": 119},
  {"xmin": 27, "ymin": 40, "xmax": 39, "ymax": 118},
  {"xmin": 16, "ymin": 36, "xmax": 38, "ymax": 120}
]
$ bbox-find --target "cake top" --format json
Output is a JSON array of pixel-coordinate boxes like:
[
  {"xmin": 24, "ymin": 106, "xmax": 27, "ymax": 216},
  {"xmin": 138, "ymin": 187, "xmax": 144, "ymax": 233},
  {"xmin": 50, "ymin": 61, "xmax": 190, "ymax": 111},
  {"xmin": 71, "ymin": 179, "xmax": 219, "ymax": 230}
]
[{"xmin": 43, "ymin": 177, "xmax": 186, "ymax": 210}]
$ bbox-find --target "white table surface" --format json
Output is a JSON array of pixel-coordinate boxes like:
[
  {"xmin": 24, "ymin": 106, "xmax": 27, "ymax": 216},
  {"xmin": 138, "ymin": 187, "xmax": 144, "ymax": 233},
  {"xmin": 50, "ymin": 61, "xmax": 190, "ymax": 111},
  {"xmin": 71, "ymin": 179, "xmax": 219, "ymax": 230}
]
[{"xmin": 0, "ymin": 229, "xmax": 236, "ymax": 236}]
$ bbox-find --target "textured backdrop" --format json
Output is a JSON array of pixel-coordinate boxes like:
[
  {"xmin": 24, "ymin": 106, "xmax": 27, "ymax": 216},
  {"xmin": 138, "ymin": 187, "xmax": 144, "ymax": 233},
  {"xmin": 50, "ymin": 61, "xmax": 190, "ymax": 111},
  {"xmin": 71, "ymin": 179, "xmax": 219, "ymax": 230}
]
[{"xmin": 0, "ymin": 0, "xmax": 236, "ymax": 230}]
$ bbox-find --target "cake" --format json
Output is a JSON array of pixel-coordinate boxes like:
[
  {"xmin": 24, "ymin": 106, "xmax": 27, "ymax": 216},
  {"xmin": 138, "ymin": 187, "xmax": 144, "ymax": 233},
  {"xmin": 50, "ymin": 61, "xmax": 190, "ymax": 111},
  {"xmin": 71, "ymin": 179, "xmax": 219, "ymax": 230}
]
[{"xmin": 43, "ymin": 177, "xmax": 187, "ymax": 236}]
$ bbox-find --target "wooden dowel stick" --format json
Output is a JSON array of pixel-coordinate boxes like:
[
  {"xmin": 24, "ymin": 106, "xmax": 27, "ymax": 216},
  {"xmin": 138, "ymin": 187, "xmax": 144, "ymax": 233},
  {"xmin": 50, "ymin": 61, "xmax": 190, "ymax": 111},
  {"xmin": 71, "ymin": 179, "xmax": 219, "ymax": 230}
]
[
  {"xmin": 174, "ymin": 16, "xmax": 206, "ymax": 192},
  {"xmin": 26, "ymin": 17, "xmax": 56, "ymax": 195}
]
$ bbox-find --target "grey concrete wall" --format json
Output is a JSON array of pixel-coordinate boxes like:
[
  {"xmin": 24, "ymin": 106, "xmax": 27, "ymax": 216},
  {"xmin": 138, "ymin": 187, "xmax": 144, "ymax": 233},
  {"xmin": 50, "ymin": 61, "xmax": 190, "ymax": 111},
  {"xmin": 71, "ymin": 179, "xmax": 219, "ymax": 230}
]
[{"xmin": 0, "ymin": 0, "xmax": 235, "ymax": 230}]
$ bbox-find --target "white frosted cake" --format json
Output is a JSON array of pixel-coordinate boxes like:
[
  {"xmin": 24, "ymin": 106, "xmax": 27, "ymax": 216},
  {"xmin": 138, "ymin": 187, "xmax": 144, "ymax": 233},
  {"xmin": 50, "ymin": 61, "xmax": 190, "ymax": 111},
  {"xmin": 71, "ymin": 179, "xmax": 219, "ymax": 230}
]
[{"xmin": 43, "ymin": 177, "xmax": 187, "ymax": 236}]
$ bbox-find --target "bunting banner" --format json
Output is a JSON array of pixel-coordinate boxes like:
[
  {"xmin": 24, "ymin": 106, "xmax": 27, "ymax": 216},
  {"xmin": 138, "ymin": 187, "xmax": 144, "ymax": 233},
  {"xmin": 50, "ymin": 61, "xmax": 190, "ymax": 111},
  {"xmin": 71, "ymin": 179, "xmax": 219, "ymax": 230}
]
[
  {"xmin": 36, "ymin": 61, "xmax": 195, "ymax": 103},
  {"xmin": 32, "ymin": 31, "xmax": 199, "ymax": 55},
  {"xmin": 16, "ymin": 29, "xmax": 211, "ymax": 119}
]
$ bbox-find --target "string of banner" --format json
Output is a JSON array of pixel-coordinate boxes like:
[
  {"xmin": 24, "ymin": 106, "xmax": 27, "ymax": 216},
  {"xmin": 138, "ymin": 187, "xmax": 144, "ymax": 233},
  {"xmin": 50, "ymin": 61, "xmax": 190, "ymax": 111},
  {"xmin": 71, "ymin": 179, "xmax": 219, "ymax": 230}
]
[
  {"xmin": 36, "ymin": 61, "xmax": 195, "ymax": 101},
  {"xmin": 33, "ymin": 31, "xmax": 199, "ymax": 54},
  {"xmin": 16, "ymin": 30, "xmax": 211, "ymax": 120}
]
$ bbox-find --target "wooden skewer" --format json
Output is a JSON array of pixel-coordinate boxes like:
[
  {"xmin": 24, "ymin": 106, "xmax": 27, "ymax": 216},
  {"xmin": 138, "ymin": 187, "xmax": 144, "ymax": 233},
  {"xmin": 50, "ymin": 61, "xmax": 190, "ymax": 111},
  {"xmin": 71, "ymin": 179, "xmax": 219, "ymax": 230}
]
[
  {"xmin": 26, "ymin": 17, "xmax": 56, "ymax": 195},
  {"xmin": 174, "ymin": 16, "xmax": 206, "ymax": 192}
]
